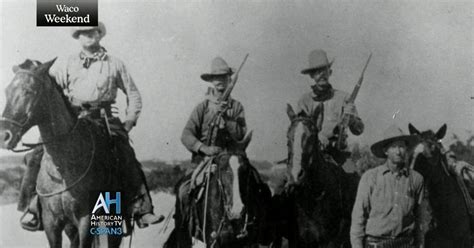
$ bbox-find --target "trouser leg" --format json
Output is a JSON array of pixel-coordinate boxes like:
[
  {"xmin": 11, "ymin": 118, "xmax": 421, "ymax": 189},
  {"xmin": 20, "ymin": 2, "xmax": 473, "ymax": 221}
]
[
  {"xmin": 18, "ymin": 146, "xmax": 43, "ymax": 212},
  {"xmin": 114, "ymin": 137, "xmax": 153, "ymax": 217}
]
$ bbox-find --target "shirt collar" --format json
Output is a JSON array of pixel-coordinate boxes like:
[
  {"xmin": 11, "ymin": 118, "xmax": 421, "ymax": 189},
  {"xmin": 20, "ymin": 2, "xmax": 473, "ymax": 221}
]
[
  {"xmin": 79, "ymin": 47, "xmax": 108, "ymax": 68},
  {"xmin": 381, "ymin": 162, "xmax": 410, "ymax": 177},
  {"xmin": 310, "ymin": 88, "xmax": 334, "ymax": 101}
]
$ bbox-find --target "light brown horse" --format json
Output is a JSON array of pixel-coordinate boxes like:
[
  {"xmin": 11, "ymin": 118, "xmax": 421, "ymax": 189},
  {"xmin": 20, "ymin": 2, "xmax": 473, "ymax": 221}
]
[{"xmin": 0, "ymin": 59, "xmax": 123, "ymax": 248}]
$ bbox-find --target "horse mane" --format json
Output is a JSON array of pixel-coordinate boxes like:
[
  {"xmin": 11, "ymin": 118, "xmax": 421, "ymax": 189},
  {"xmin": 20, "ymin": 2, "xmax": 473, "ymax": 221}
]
[
  {"xmin": 18, "ymin": 59, "xmax": 77, "ymax": 118},
  {"xmin": 47, "ymin": 73, "xmax": 77, "ymax": 119},
  {"xmin": 18, "ymin": 59, "xmax": 42, "ymax": 70}
]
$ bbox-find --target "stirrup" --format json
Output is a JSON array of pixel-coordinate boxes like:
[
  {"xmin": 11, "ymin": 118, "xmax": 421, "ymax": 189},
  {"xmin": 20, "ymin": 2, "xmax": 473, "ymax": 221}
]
[
  {"xmin": 20, "ymin": 210, "xmax": 41, "ymax": 232},
  {"xmin": 136, "ymin": 213, "xmax": 165, "ymax": 229},
  {"xmin": 121, "ymin": 218, "xmax": 134, "ymax": 237}
]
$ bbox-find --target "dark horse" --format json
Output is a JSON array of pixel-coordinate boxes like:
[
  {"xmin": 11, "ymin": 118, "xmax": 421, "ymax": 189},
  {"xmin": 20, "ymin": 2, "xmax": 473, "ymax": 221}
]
[
  {"xmin": 270, "ymin": 104, "xmax": 356, "ymax": 248},
  {"xmin": 0, "ymin": 59, "xmax": 126, "ymax": 247},
  {"xmin": 409, "ymin": 123, "xmax": 472, "ymax": 248},
  {"xmin": 164, "ymin": 149, "xmax": 272, "ymax": 247}
]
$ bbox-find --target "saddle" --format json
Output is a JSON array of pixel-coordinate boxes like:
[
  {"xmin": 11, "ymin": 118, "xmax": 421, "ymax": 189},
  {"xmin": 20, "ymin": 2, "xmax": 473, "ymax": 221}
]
[
  {"xmin": 190, "ymin": 157, "xmax": 216, "ymax": 192},
  {"xmin": 451, "ymin": 162, "xmax": 474, "ymax": 221}
]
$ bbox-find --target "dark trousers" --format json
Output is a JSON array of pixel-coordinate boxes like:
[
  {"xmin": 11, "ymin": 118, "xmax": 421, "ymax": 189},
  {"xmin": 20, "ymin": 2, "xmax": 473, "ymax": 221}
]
[
  {"xmin": 17, "ymin": 146, "xmax": 43, "ymax": 212},
  {"xmin": 364, "ymin": 236, "xmax": 415, "ymax": 248}
]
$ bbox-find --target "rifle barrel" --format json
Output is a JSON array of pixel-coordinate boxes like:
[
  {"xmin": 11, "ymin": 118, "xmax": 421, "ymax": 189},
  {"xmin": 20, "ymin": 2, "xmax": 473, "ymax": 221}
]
[
  {"xmin": 236, "ymin": 54, "xmax": 249, "ymax": 75},
  {"xmin": 221, "ymin": 54, "xmax": 249, "ymax": 101}
]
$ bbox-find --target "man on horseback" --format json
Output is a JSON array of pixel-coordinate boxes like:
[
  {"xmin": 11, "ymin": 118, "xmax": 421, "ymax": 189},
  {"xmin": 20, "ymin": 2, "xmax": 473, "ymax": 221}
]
[
  {"xmin": 18, "ymin": 22, "xmax": 164, "ymax": 231},
  {"xmin": 170, "ymin": 57, "xmax": 248, "ymax": 245},
  {"xmin": 350, "ymin": 125, "xmax": 424, "ymax": 248},
  {"xmin": 181, "ymin": 56, "xmax": 247, "ymax": 185},
  {"xmin": 297, "ymin": 49, "xmax": 364, "ymax": 166}
]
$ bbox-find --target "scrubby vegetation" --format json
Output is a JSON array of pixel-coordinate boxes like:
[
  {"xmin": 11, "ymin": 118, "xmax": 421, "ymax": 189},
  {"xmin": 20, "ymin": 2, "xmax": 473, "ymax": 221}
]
[
  {"xmin": 0, "ymin": 156, "xmax": 275, "ymax": 204},
  {"xmin": 0, "ymin": 135, "xmax": 472, "ymax": 205}
]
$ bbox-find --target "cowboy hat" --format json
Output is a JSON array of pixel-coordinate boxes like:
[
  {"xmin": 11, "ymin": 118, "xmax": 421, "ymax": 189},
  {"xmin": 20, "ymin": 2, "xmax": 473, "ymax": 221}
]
[
  {"xmin": 371, "ymin": 125, "xmax": 419, "ymax": 158},
  {"xmin": 71, "ymin": 22, "xmax": 106, "ymax": 39},
  {"xmin": 301, "ymin": 49, "xmax": 334, "ymax": 75},
  {"xmin": 200, "ymin": 57, "xmax": 234, "ymax": 82}
]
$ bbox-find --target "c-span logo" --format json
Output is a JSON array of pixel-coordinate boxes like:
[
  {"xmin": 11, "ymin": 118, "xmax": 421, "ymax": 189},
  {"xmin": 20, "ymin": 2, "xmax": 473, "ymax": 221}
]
[
  {"xmin": 37, "ymin": 0, "xmax": 98, "ymax": 26},
  {"xmin": 89, "ymin": 192, "xmax": 123, "ymax": 236}
]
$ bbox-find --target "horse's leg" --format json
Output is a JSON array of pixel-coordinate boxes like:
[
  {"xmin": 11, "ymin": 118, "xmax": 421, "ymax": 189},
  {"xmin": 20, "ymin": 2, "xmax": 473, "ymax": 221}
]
[
  {"xmin": 270, "ymin": 237, "xmax": 282, "ymax": 248},
  {"xmin": 107, "ymin": 234, "xmax": 122, "ymax": 248},
  {"xmin": 64, "ymin": 223, "xmax": 79, "ymax": 248},
  {"xmin": 77, "ymin": 216, "xmax": 93, "ymax": 248},
  {"xmin": 287, "ymin": 224, "xmax": 298, "ymax": 248},
  {"xmin": 44, "ymin": 226, "xmax": 64, "ymax": 248},
  {"xmin": 175, "ymin": 184, "xmax": 193, "ymax": 248},
  {"xmin": 164, "ymin": 228, "xmax": 178, "ymax": 248},
  {"xmin": 43, "ymin": 216, "xmax": 64, "ymax": 248},
  {"xmin": 41, "ymin": 202, "xmax": 64, "ymax": 248}
]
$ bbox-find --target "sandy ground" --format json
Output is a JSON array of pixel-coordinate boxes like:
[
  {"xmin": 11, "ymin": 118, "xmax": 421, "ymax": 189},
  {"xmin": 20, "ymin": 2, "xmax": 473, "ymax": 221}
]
[{"xmin": 0, "ymin": 192, "xmax": 207, "ymax": 248}]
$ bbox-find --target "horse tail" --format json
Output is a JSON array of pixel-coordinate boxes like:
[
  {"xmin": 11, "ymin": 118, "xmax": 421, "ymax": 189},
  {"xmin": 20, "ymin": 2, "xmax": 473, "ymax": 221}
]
[{"xmin": 163, "ymin": 228, "xmax": 177, "ymax": 248}]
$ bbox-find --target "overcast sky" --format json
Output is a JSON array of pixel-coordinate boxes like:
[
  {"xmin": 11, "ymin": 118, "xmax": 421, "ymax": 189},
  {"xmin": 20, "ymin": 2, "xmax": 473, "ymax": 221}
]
[{"xmin": 1, "ymin": 0, "xmax": 472, "ymax": 161}]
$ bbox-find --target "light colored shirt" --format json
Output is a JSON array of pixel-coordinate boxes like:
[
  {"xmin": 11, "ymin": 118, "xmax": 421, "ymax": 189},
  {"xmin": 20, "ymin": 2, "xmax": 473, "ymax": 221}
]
[
  {"xmin": 297, "ymin": 89, "xmax": 364, "ymax": 142},
  {"xmin": 350, "ymin": 163, "xmax": 424, "ymax": 248},
  {"xmin": 49, "ymin": 51, "xmax": 142, "ymax": 123}
]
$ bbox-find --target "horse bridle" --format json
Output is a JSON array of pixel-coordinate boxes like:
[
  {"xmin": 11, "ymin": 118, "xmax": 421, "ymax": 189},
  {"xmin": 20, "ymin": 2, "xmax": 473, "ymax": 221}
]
[
  {"xmin": 205, "ymin": 152, "xmax": 251, "ymax": 247},
  {"xmin": 1, "ymin": 71, "xmax": 47, "ymax": 133},
  {"xmin": 286, "ymin": 116, "xmax": 319, "ymax": 175},
  {"xmin": 286, "ymin": 116, "xmax": 338, "ymax": 208},
  {"xmin": 1, "ymin": 70, "xmax": 78, "ymax": 152},
  {"xmin": 418, "ymin": 135, "xmax": 450, "ymax": 176}
]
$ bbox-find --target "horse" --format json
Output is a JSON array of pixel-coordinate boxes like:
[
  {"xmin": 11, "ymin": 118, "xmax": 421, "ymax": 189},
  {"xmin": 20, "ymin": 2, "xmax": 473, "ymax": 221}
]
[
  {"xmin": 164, "ymin": 150, "xmax": 272, "ymax": 247},
  {"xmin": 269, "ymin": 104, "xmax": 355, "ymax": 248},
  {"xmin": 409, "ymin": 123, "xmax": 473, "ymax": 248},
  {"xmin": 0, "ymin": 59, "xmax": 125, "ymax": 248}
]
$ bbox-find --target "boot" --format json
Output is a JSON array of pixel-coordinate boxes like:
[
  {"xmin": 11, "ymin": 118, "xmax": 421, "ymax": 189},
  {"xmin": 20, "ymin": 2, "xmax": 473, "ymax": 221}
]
[
  {"xmin": 136, "ymin": 213, "xmax": 165, "ymax": 228},
  {"xmin": 20, "ymin": 195, "xmax": 42, "ymax": 231},
  {"xmin": 20, "ymin": 211, "xmax": 40, "ymax": 231},
  {"xmin": 114, "ymin": 135, "xmax": 165, "ymax": 228}
]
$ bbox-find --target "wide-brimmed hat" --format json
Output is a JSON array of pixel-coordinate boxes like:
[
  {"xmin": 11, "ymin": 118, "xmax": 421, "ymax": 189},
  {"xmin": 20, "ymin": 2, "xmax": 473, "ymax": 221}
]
[
  {"xmin": 301, "ymin": 49, "xmax": 334, "ymax": 75},
  {"xmin": 371, "ymin": 125, "xmax": 419, "ymax": 158},
  {"xmin": 71, "ymin": 22, "xmax": 107, "ymax": 39},
  {"xmin": 200, "ymin": 57, "xmax": 234, "ymax": 82}
]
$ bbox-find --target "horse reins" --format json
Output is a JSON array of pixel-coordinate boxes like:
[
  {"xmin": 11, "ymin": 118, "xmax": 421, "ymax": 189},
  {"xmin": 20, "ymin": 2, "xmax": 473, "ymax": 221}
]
[
  {"xmin": 201, "ymin": 153, "xmax": 251, "ymax": 247},
  {"xmin": 1, "ymin": 71, "xmax": 48, "ymax": 152},
  {"xmin": 287, "ymin": 116, "xmax": 345, "ymax": 217},
  {"xmin": 35, "ymin": 123, "xmax": 96, "ymax": 197},
  {"xmin": 2, "ymin": 70, "xmax": 79, "ymax": 153},
  {"xmin": 3, "ymin": 70, "xmax": 97, "ymax": 197}
]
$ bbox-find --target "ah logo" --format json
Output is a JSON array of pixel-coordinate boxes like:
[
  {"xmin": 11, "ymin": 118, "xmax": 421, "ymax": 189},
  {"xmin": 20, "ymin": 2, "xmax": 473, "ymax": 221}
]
[{"xmin": 92, "ymin": 192, "xmax": 121, "ymax": 214}]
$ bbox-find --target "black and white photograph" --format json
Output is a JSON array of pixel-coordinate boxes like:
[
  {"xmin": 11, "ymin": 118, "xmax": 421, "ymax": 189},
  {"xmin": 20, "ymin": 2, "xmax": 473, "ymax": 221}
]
[{"xmin": 0, "ymin": 0, "xmax": 472, "ymax": 247}]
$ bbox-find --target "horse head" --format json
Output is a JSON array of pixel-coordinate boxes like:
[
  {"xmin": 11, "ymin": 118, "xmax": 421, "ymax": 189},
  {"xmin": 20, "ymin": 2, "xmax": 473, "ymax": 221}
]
[
  {"xmin": 204, "ymin": 151, "xmax": 271, "ymax": 246},
  {"xmin": 0, "ymin": 59, "xmax": 58, "ymax": 150},
  {"xmin": 285, "ymin": 104, "xmax": 321, "ymax": 185},
  {"xmin": 409, "ymin": 123, "xmax": 447, "ymax": 159},
  {"xmin": 211, "ymin": 152, "xmax": 254, "ymax": 222}
]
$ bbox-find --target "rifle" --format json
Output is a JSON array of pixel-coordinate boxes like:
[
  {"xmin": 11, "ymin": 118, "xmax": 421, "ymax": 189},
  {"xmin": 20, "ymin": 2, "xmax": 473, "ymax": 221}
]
[
  {"xmin": 206, "ymin": 54, "xmax": 249, "ymax": 147},
  {"xmin": 190, "ymin": 54, "xmax": 250, "ymax": 190},
  {"xmin": 335, "ymin": 53, "xmax": 372, "ymax": 150}
]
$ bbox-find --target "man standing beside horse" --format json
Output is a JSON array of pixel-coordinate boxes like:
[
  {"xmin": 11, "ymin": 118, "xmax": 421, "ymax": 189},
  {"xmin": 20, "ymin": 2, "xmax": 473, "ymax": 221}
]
[
  {"xmin": 18, "ymin": 22, "xmax": 164, "ymax": 231},
  {"xmin": 350, "ymin": 125, "xmax": 424, "ymax": 248}
]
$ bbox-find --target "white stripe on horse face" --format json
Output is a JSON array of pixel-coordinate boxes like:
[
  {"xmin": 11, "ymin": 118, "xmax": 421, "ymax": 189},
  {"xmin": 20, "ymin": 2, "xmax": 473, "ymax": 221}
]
[
  {"xmin": 291, "ymin": 122, "xmax": 304, "ymax": 183},
  {"xmin": 229, "ymin": 155, "xmax": 244, "ymax": 219}
]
